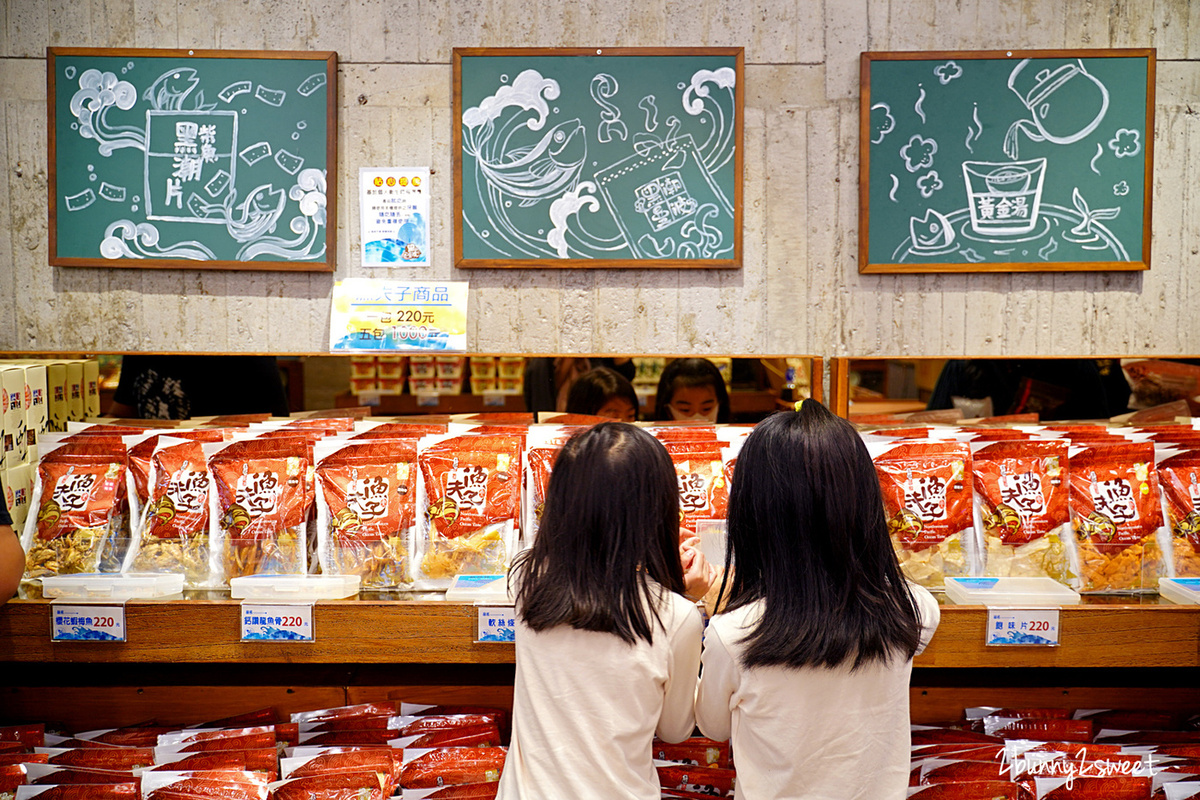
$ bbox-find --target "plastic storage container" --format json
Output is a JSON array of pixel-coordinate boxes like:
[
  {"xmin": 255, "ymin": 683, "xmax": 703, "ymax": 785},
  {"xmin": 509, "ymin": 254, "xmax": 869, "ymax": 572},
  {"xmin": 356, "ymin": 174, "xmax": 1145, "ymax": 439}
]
[
  {"xmin": 444, "ymin": 574, "xmax": 513, "ymax": 603},
  {"xmin": 41, "ymin": 573, "xmax": 185, "ymax": 601},
  {"xmin": 1158, "ymin": 577, "xmax": 1200, "ymax": 605},
  {"xmin": 944, "ymin": 577, "xmax": 1081, "ymax": 606},
  {"xmin": 229, "ymin": 574, "xmax": 361, "ymax": 601}
]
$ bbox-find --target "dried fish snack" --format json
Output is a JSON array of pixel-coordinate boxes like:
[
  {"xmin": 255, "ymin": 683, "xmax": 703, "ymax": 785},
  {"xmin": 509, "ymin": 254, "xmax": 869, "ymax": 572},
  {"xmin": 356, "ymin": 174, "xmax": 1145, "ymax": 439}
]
[
  {"xmin": 416, "ymin": 433, "xmax": 523, "ymax": 588},
  {"xmin": 971, "ymin": 440, "xmax": 1074, "ymax": 584},
  {"xmin": 1068, "ymin": 442, "xmax": 1165, "ymax": 593},
  {"xmin": 22, "ymin": 441, "xmax": 129, "ymax": 581},
  {"xmin": 664, "ymin": 442, "xmax": 728, "ymax": 540},
  {"xmin": 1157, "ymin": 452, "xmax": 1200, "ymax": 578},
  {"xmin": 315, "ymin": 438, "xmax": 418, "ymax": 589},
  {"xmin": 871, "ymin": 439, "xmax": 975, "ymax": 590},
  {"xmin": 206, "ymin": 438, "xmax": 311, "ymax": 583}
]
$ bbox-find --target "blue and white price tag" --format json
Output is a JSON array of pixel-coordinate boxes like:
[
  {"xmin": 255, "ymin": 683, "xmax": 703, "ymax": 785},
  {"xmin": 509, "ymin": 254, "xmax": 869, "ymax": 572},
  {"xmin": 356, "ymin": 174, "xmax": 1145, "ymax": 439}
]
[
  {"xmin": 240, "ymin": 603, "xmax": 314, "ymax": 642},
  {"xmin": 477, "ymin": 606, "xmax": 516, "ymax": 643},
  {"xmin": 986, "ymin": 607, "xmax": 1060, "ymax": 646},
  {"xmin": 51, "ymin": 604, "xmax": 125, "ymax": 642}
]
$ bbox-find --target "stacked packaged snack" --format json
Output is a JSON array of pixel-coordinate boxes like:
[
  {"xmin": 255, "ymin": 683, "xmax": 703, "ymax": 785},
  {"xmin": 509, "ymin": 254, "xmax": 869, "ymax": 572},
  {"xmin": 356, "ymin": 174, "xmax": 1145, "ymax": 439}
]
[{"xmin": 1156, "ymin": 451, "xmax": 1200, "ymax": 578}]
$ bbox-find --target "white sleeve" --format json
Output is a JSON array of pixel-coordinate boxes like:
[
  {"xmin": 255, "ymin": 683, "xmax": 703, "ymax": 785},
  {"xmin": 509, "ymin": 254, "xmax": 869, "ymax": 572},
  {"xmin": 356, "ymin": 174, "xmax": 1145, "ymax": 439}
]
[
  {"xmin": 908, "ymin": 582, "xmax": 942, "ymax": 656},
  {"xmin": 694, "ymin": 621, "xmax": 736, "ymax": 743},
  {"xmin": 657, "ymin": 602, "xmax": 703, "ymax": 743}
]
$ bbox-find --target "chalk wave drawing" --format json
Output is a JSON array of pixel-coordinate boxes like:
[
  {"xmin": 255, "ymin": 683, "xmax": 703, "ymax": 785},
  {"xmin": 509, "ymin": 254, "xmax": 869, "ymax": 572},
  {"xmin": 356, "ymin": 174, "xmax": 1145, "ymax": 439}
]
[
  {"xmin": 61, "ymin": 57, "xmax": 328, "ymax": 262},
  {"xmin": 460, "ymin": 59, "xmax": 738, "ymax": 260}
]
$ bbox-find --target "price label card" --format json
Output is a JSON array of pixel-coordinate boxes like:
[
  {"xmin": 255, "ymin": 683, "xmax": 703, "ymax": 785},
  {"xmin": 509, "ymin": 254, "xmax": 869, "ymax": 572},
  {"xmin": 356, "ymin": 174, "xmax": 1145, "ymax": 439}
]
[
  {"xmin": 477, "ymin": 606, "xmax": 516, "ymax": 643},
  {"xmin": 986, "ymin": 607, "xmax": 1060, "ymax": 646},
  {"xmin": 51, "ymin": 604, "xmax": 125, "ymax": 642},
  {"xmin": 240, "ymin": 603, "xmax": 314, "ymax": 642}
]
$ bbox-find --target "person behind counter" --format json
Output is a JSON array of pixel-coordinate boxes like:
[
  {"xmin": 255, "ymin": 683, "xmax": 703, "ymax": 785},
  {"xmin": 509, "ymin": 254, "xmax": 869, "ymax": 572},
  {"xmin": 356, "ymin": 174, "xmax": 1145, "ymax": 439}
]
[
  {"xmin": 565, "ymin": 366, "xmax": 641, "ymax": 422},
  {"xmin": 0, "ymin": 490, "xmax": 23, "ymax": 602},
  {"xmin": 653, "ymin": 357, "xmax": 731, "ymax": 423},
  {"xmin": 695, "ymin": 400, "xmax": 940, "ymax": 799},
  {"xmin": 497, "ymin": 423, "xmax": 715, "ymax": 800},
  {"xmin": 108, "ymin": 355, "xmax": 291, "ymax": 420}
]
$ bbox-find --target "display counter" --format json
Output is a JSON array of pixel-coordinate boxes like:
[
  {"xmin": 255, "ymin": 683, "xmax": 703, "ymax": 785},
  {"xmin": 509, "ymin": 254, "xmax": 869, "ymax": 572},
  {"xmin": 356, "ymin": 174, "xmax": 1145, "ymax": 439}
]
[{"xmin": 3, "ymin": 596, "xmax": 1200, "ymax": 730}]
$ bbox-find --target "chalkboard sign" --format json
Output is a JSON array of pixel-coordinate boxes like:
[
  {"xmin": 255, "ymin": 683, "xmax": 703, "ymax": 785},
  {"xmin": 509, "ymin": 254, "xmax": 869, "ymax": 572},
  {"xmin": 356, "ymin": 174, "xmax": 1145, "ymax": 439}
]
[
  {"xmin": 48, "ymin": 48, "xmax": 337, "ymax": 272},
  {"xmin": 453, "ymin": 48, "xmax": 743, "ymax": 269},
  {"xmin": 860, "ymin": 49, "xmax": 1154, "ymax": 273}
]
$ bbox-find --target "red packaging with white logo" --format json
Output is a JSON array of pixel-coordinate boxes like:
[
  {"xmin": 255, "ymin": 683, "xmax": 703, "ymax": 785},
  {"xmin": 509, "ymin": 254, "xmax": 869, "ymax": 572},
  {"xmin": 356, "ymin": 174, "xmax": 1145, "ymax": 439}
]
[
  {"xmin": 1155, "ymin": 452, "xmax": 1200, "ymax": 578},
  {"xmin": 870, "ymin": 440, "xmax": 975, "ymax": 590},
  {"xmin": 1068, "ymin": 442, "xmax": 1164, "ymax": 592},
  {"xmin": 399, "ymin": 747, "xmax": 506, "ymax": 790},
  {"xmin": 315, "ymin": 438, "xmax": 419, "ymax": 589},
  {"xmin": 665, "ymin": 442, "xmax": 728, "ymax": 541}
]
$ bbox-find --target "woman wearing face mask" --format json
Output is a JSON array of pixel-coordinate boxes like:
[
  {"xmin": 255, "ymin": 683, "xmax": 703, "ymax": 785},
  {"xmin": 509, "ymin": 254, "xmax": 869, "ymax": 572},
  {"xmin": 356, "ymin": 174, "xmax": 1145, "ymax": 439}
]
[{"xmin": 653, "ymin": 358, "xmax": 731, "ymax": 424}]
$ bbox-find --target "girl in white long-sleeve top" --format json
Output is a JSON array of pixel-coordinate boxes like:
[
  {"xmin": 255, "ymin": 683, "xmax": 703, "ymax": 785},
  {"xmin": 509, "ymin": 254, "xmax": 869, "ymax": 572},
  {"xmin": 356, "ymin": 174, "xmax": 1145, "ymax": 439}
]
[
  {"xmin": 695, "ymin": 400, "xmax": 941, "ymax": 800},
  {"xmin": 497, "ymin": 422, "xmax": 714, "ymax": 800}
]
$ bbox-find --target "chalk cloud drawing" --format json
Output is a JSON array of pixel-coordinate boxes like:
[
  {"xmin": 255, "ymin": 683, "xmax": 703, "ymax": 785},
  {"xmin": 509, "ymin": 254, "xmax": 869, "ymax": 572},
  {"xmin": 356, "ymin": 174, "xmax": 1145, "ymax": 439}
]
[
  {"xmin": 62, "ymin": 56, "xmax": 329, "ymax": 262},
  {"xmin": 1004, "ymin": 59, "xmax": 1110, "ymax": 159},
  {"xmin": 871, "ymin": 103, "xmax": 895, "ymax": 144},
  {"xmin": 1108, "ymin": 128, "xmax": 1141, "ymax": 158},
  {"xmin": 1114, "ymin": 181, "xmax": 1129, "ymax": 196},
  {"xmin": 935, "ymin": 61, "xmax": 963, "ymax": 85},
  {"xmin": 461, "ymin": 59, "xmax": 737, "ymax": 260}
]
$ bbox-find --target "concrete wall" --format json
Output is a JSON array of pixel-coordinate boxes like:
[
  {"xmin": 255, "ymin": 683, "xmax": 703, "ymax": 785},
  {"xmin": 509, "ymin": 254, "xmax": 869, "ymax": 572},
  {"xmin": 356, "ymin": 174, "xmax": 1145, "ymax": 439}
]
[{"xmin": 0, "ymin": 0, "xmax": 1197, "ymax": 359}]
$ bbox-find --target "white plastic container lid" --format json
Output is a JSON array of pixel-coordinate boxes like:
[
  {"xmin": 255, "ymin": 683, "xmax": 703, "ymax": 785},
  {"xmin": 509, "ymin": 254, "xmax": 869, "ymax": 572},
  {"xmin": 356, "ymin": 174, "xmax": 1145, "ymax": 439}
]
[
  {"xmin": 944, "ymin": 577, "xmax": 1081, "ymax": 606},
  {"xmin": 444, "ymin": 574, "xmax": 512, "ymax": 603},
  {"xmin": 1158, "ymin": 577, "xmax": 1200, "ymax": 605},
  {"xmin": 229, "ymin": 574, "xmax": 361, "ymax": 601},
  {"xmin": 41, "ymin": 572, "xmax": 185, "ymax": 601}
]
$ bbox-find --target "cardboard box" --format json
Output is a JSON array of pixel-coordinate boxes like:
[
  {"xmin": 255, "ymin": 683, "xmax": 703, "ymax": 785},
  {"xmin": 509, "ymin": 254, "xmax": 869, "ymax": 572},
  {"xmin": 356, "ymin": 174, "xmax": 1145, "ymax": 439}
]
[
  {"xmin": 65, "ymin": 361, "xmax": 85, "ymax": 422},
  {"xmin": 7, "ymin": 362, "xmax": 48, "ymax": 462},
  {"xmin": 84, "ymin": 359, "xmax": 101, "ymax": 418},
  {"xmin": 46, "ymin": 362, "xmax": 69, "ymax": 432},
  {"xmin": 0, "ymin": 365, "xmax": 26, "ymax": 469},
  {"xmin": 3, "ymin": 463, "xmax": 32, "ymax": 530}
]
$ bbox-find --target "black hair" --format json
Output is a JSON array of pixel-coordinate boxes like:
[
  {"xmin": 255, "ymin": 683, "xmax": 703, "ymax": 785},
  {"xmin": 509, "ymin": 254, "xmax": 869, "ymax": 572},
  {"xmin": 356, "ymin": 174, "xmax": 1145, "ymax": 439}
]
[
  {"xmin": 511, "ymin": 422, "xmax": 684, "ymax": 645},
  {"xmin": 565, "ymin": 367, "xmax": 640, "ymax": 420},
  {"xmin": 719, "ymin": 400, "xmax": 922, "ymax": 670},
  {"xmin": 653, "ymin": 358, "xmax": 731, "ymax": 423}
]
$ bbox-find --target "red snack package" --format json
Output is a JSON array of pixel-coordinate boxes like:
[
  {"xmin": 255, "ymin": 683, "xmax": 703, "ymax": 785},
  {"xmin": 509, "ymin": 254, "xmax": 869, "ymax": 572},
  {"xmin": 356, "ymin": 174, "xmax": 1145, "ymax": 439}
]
[
  {"xmin": 656, "ymin": 762, "xmax": 736, "ymax": 798},
  {"xmin": 916, "ymin": 759, "xmax": 1014, "ymax": 786},
  {"xmin": 652, "ymin": 737, "xmax": 731, "ymax": 769},
  {"xmin": 401, "ymin": 783, "xmax": 499, "ymax": 799},
  {"xmin": 176, "ymin": 733, "xmax": 278, "ymax": 753},
  {"xmin": 297, "ymin": 729, "xmax": 397, "ymax": 747},
  {"xmin": 44, "ymin": 747, "xmax": 155, "ymax": 770},
  {"xmin": 1156, "ymin": 452, "xmax": 1200, "ymax": 578},
  {"xmin": 1029, "ymin": 775, "xmax": 1151, "ymax": 799},
  {"xmin": 906, "ymin": 782, "xmax": 1031, "ymax": 799},
  {"xmin": 80, "ymin": 727, "xmax": 177, "ymax": 748},
  {"xmin": 0, "ymin": 723, "xmax": 44, "ymax": 748},
  {"xmin": 665, "ymin": 443, "xmax": 728, "ymax": 540},
  {"xmin": 292, "ymin": 703, "xmax": 399, "ymax": 725},
  {"xmin": 0, "ymin": 764, "xmax": 26, "ymax": 793},
  {"xmin": 911, "ymin": 728, "xmax": 1006, "ymax": 747},
  {"xmin": 138, "ymin": 769, "xmax": 268, "ymax": 800},
  {"xmin": 971, "ymin": 441, "xmax": 1072, "ymax": 582},
  {"xmin": 126, "ymin": 438, "xmax": 215, "ymax": 586},
  {"xmin": 399, "ymin": 704, "xmax": 511, "ymax": 741},
  {"xmin": 314, "ymin": 438, "xmax": 418, "ymax": 589},
  {"xmin": 392, "ymin": 715, "xmax": 500, "ymax": 738},
  {"xmin": 23, "ymin": 441, "xmax": 129, "ymax": 579},
  {"xmin": 198, "ymin": 709, "xmax": 279, "ymax": 729},
  {"xmin": 15, "ymin": 785, "xmax": 139, "ymax": 799},
  {"xmin": 1068, "ymin": 442, "xmax": 1164, "ymax": 592},
  {"xmin": 982, "ymin": 718, "xmax": 1094, "ymax": 743},
  {"xmin": 297, "ymin": 716, "xmax": 393, "ymax": 733},
  {"xmin": 399, "ymin": 747, "xmax": 506, "ymax": 789},
  {"xmin": 26, "ymin": 764, "xmax": 138, "ymax": 785},
  {"xmin": 871, "ymin": 440, "xmax": 974, "ymax": 589},
  {"xmin": 392, "ymin": 724, "xmax": 501, "ymax": 750},
  {"xmin": 0, "ymin": 753, "xmax": 47, "ymax": 767},
  {"xmin": 206, "ymin": 437, "xmax": 311, "ymax": 581},
  {"xmin": 269, "ymin": 770, "xmax": 388, "ymax": 800},
  {"xmin": 416, "ymin": 434, "xmax": 522, "ymax": 587}
]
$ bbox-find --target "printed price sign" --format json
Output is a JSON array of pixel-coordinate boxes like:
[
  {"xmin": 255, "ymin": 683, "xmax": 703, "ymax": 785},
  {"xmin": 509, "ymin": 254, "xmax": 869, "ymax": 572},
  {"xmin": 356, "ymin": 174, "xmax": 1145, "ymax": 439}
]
[
  {"xmin": 51, "ymin": 603, "xmax": 125, "ymax": 642},
  {"xmin": 329, "ymin": 278, "xmax": 468, "ymax": 352},
  {"xmin": 240, "ymin": 603, "xmax": 314, "ymax": 642},
  {"xmin": 986, "ymin": 607, "xmax": 1060, "ymax": 646},
  {"xmin": 477, "ymin": 606, "xmax": 516, "ymax": 644}
]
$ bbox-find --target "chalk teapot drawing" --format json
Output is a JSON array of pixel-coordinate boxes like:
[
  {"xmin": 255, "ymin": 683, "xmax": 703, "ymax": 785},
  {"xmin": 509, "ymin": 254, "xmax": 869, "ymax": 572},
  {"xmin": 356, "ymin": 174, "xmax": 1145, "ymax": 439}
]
[{"xmin": 1004, "ymin": 59, "xmax": 1110, "ymax": 159}]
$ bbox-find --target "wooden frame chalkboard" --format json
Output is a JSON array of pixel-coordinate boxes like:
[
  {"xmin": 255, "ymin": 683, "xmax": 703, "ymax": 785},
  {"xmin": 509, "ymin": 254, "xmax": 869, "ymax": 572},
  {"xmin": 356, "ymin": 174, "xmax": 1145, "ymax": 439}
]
[
  {"xmin": 48, "ymin": 47, "xmax": 337, "ymax": 272},
  {"xmin": 453, "ymin": 47, "xmax": 743, "ymax": 269},
  {"xmin": 859, "ymin": 49, "xmax": 1154, "ymax": 274}
]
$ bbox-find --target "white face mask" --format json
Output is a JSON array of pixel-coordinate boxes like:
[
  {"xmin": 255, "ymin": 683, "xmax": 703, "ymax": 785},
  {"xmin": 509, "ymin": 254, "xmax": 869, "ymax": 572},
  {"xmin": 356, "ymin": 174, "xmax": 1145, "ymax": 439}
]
[{"xmin": 669, "ymin": 405, "xmax": 719, "ymax": 423}]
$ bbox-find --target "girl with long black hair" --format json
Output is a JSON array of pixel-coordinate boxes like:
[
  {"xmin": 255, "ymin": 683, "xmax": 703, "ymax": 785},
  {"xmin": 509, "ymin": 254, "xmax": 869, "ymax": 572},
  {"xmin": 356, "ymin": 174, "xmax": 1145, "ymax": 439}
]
[
  {"xmin": 497, "ymin": 422, "xmax": 714, "ymax": 799},
  {"xmin": 695, "ymin": 400, "xmax": 940, "ymax": 799}
]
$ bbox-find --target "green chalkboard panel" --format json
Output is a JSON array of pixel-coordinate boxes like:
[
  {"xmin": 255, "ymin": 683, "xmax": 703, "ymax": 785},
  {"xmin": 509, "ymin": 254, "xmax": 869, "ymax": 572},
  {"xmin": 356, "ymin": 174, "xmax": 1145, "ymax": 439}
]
[
  {"xmin": 859, "ymin": 50, "xmax": 1154, "ymax": 273},
  {"xmin": 453, "ymin": 48, "xmax": 743, "ymax": 269},
  {"xmin": 48, "ymin": 48, "xmax": 337, "ymax": 272}
]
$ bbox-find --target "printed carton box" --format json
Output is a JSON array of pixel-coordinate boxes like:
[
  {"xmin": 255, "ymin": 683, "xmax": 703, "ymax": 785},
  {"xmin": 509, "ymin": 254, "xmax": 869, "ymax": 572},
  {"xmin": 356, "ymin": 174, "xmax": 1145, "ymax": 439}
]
[
  {"xmin": 84, "ymin": 359, "xmax": 101, "ymax": 418},
  {"xmin": 46, "ymin": 362, "xmax": 69, "ymax": 432},
  {"xmin": 0, "ymin": 366, "xmax": 26, "ymax": 469},
  {"xmin": 3, "ymin": 463, "xmax": 32, "ymax": 530},
  {"xmin": 65, "ymin": 361, "xmax": 85, "ymax": 422}
]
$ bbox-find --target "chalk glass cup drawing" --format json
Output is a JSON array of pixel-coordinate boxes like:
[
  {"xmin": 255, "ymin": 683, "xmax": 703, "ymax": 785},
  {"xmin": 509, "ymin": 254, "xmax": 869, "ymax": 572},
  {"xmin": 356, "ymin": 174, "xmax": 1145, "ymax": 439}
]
[
  {"xmin": 961, "ymin": 158, "xmax": 1047, "ymax": 237},
  {"xmin": 859, "ymin": 49, "xmax": 1154, "ymax": 274},
  {"xmin": 49, "ymin": 48, "xmax": 338, "ymax": 271},
  {"xmin": 454, "ymin": 48, "xmax": 744, "ymax": 269}
]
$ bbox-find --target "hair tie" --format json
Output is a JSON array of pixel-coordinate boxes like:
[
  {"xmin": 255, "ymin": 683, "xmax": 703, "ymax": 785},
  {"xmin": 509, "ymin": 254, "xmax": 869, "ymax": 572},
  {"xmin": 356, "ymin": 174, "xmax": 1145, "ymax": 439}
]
[{"xmin": 794, "ymin": 399, "xmax": 805, "ymax": 412}]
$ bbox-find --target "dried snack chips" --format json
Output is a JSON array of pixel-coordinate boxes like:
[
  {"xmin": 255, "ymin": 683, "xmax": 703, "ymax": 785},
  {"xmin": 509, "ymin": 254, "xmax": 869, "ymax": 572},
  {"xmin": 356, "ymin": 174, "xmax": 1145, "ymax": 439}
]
[
  {"xmin": 22, "ymin": 440, "xmax": 129, "ymax": 581},
  {"xmin": 871, "ymin": 440, "xmax": 975, "ymax": 590},
  {"xmin": 971, "ymin": 440, "xmax": 1074, "ymax": 584},
  {"xmin": 206, "ymin": 438, "xmax": 311, "ymax": 583},
  {"xmin": 415, "ymin": 433, "xmax": 522, "ymax": 588},
  {"xmin": 1068, "ymin": 442, "xmax": 1164, "ymax": 593},
  {"xmin": 315, "ymin": 438, "xmax": 419, "ymax": 589}
]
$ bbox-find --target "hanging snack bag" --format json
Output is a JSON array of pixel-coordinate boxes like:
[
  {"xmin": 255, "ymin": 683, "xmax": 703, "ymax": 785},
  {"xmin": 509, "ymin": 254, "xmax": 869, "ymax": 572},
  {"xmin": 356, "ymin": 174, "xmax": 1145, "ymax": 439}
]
[
  {"xmin": 206, "ymin": 437, "xmax": 311, "ymax": 584},
  {"xmin": 870, "ymin": 440, "xmax": 975, "ymax": 590},
  {"xmin": 522, "ymin": 425, "xmax": 580, "ymax": 548},
  {"xmin": 665, "ymin": 442, "xmax": 728, "ymax": 540},
  {"xmin": 415, "ymin": 433, "xmax": 523, "ymax": 589},
  {"xmin": 1156, "ymin": 452, "xmax": 1200, "ymax": 578},
  {"xmin": 315, "ymin": 438, "xmax": 419, "ymax": 590},
  {"xmin": 1068, "ymin": 442, "xmax": 1165, "ymax": 593},
  {"xmin": 971, "ymin": 440, "xmax": 1075, "ymax": 584},
  {"xmin": 123, "ymin": 438, "xmax": 216, "ymax": 587},
  {"xmin": 22, "ymin": 440, "xmax": 130, "ymax": 581}
]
